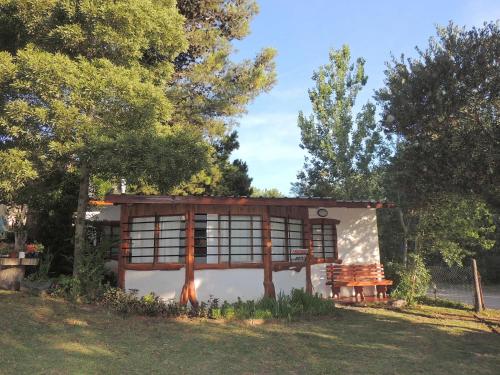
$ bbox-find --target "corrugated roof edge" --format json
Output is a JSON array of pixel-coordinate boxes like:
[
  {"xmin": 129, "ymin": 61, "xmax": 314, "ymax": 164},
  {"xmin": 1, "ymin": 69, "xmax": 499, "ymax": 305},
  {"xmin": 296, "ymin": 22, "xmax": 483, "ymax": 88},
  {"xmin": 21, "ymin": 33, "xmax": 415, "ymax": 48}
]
[{"xmin": 104, "ymin": 194, "xmax": 395, "ymax": 208}]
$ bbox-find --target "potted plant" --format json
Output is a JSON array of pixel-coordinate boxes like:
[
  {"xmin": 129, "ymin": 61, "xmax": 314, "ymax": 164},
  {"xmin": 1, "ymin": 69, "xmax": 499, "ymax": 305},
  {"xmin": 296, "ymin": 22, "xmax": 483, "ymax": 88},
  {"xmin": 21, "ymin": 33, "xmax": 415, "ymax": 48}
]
[{"xmin": 25, "ymin": 243, "xmax": 44, "ymax": 258}]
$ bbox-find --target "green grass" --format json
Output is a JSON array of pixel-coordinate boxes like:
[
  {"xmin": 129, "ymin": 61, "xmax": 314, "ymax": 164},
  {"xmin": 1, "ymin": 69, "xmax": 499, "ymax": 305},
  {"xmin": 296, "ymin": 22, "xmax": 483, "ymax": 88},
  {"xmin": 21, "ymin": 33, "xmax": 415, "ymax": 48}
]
[{"xmin": 1, "ymin": 291, "xmax": 499, "ymax": 375}]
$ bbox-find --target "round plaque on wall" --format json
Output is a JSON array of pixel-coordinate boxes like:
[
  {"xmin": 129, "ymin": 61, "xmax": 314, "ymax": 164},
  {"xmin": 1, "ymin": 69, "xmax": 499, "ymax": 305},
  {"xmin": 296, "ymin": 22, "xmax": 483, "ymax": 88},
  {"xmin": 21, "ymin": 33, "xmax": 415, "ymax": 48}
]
[{"xmin": 317, "ymin": 208, "xmax": 328, "ymax": 217}]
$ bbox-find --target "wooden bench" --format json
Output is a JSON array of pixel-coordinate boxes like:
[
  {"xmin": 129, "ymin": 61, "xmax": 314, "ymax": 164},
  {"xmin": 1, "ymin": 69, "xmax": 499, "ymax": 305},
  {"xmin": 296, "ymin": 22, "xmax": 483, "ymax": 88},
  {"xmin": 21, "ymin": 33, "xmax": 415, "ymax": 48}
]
[{"xmin": 326, "ymin": 263, "xmax": 393, "ymax": 301}]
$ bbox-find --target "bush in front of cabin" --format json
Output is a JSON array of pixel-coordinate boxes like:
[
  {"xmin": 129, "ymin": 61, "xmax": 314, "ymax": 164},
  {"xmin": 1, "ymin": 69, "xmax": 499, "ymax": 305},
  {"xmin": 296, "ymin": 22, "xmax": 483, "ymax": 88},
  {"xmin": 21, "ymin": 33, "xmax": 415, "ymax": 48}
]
[
  {"xmin": 392, "ymin": 253, "xmax": 431, "ymax": 305},
  {"xmin": 98, "ymin": 287, "xmax": 335, "ymax": 320}
]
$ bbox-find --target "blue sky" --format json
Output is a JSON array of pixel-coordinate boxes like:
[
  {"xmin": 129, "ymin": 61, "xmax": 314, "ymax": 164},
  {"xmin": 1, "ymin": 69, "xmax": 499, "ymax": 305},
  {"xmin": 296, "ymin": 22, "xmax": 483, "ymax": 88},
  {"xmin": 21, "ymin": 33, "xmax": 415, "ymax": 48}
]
[{"xmin": 230, "ymin": 0, "xmax": 499, "ymax": 195}]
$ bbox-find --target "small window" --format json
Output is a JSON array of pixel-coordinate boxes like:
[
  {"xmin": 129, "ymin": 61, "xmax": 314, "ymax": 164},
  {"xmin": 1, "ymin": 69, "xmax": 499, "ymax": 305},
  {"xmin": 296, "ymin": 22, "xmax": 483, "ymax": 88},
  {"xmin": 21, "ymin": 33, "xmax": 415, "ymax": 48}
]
[{"xmin": 311, "ymin": 219, "xmax": 338, "ymax": 260}]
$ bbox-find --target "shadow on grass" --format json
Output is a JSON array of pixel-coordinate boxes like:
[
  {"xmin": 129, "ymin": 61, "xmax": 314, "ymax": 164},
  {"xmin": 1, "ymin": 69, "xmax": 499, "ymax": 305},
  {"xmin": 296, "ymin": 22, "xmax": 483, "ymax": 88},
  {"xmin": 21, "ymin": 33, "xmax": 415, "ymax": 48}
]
[{"xmin": 0, "ymin": 291, "xmax": 499, "ymax": 375}]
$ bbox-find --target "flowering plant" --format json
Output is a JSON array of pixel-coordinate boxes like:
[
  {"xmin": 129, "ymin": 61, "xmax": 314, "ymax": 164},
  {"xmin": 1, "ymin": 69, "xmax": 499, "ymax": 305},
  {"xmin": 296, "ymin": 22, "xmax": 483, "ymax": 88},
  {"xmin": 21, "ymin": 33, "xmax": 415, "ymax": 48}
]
[{"xmin": 26, "ymin": 243, "xmax": 45, "ymax": 253}]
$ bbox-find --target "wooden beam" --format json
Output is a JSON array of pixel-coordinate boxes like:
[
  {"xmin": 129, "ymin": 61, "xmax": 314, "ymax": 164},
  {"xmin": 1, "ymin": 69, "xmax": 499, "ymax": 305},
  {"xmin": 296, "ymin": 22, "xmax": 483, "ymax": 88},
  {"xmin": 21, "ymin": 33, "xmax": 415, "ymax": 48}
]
[{"xmin": 106, "ymin": 194, "xmax": 394, "ymax": 209}]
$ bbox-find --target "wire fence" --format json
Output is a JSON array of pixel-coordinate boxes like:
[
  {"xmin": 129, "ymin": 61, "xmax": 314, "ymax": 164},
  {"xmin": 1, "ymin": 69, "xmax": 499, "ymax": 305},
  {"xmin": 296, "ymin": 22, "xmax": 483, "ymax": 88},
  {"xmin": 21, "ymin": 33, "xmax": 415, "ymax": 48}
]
[{"xmin": 427, "ymin": 265, "xmax": 475, "ymax": 306}]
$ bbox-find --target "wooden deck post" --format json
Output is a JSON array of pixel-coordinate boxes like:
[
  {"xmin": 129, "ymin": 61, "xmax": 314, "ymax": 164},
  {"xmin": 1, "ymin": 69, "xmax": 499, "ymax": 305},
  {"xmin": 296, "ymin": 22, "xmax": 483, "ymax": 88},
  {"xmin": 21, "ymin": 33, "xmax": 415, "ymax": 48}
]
[
  {"xmin": 304, "ymin": 214, "xmax": 313, "ymax": 294},
  {"xmin": 181, "ymin": 207, "xmax": 198, "ymax": 306},
  {"xmin": 118, "ymin": 204, "xmax": 129, "ymax": 289},
  {"xmin": 262, "ymin": 207, "xmax": 275, "ymax": 299}
]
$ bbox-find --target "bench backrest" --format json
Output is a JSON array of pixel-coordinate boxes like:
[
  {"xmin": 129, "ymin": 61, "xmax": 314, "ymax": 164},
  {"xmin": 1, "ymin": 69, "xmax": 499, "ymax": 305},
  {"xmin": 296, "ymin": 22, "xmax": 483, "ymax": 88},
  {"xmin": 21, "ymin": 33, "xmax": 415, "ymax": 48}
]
[{"xmin": 326, "ymin": 264, "xmax": 386, "ymax": 282}]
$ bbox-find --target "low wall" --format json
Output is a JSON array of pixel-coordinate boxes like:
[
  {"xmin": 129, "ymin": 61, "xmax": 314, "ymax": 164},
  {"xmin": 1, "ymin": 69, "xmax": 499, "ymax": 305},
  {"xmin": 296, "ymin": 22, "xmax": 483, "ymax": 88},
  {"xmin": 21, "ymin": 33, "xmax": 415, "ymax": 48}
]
[
  {"xmin": 124, "ymin": 269, "xmax": 184, "ymax": 300},
  {"xmin": 195, "ymin": 269, "xmax": 264, "ymax": 302},
  {"xmin": 272, "ymin": 269, "xmax": 306, "ymax": 295}
]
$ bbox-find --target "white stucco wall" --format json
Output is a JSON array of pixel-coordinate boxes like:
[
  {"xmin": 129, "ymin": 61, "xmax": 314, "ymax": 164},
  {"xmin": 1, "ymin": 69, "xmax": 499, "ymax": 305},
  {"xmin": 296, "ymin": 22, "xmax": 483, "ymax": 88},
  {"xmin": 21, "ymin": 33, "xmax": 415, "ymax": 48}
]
[
  {"xmin": 195, "ymin": 269, "xmax": 264, "ymax": 302},
  {"xmin": 309, "ymin": 207, "xmax": 380, "ymax": 265},
  {"xmin": 124, "ymin": 269, "xmax": 184, "ymax": 301},
  {"xmin": 272, "ymin": 270, "xmax": 306, "ymax": 295},
  {"xmin": 86, "ymin": 205, "xmax": 121, "ymax": 222},
  {"xmin": 309, "ymin": 207, "xmax": 380, "ymax": 297}
]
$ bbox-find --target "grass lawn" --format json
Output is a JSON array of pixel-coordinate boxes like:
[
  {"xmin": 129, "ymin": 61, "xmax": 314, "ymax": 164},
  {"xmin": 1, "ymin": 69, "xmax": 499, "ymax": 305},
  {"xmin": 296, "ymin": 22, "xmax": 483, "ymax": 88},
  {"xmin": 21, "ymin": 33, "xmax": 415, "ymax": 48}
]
[{"xmin": 1, "ymin": 291, "xmax": 499, "ymax": 375}]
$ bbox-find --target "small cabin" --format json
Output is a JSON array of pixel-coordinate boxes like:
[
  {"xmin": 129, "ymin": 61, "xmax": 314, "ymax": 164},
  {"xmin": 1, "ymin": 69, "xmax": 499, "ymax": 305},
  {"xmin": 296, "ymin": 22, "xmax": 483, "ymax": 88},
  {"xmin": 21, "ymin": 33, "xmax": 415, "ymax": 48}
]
[{"xmin": 99, "ymin": 195, "xmax": 390, "ymax": 304}]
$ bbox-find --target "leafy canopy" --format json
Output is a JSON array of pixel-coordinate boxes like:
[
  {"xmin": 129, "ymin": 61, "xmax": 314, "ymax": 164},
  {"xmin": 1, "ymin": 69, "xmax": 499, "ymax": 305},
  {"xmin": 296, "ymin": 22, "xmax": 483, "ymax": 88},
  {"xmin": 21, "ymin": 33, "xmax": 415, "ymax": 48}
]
[
  {"xmin": 0, "ymin": 0, "xmax": 210, "ymax": 197},
  {"xmin": 293, "ymin": 45, "xmax": 389, "ymax": 199},
  {"xmin": 376, "ymin": 22, "xmax": 500, "ymax": 209}
]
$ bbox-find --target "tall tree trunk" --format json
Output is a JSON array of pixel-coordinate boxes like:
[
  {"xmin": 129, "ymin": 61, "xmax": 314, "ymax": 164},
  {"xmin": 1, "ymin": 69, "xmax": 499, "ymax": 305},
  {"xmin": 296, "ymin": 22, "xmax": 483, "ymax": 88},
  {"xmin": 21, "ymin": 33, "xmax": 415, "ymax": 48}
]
[{"xmin": 73, "ymin": 164, "xmax": 90, "ymax": 276}]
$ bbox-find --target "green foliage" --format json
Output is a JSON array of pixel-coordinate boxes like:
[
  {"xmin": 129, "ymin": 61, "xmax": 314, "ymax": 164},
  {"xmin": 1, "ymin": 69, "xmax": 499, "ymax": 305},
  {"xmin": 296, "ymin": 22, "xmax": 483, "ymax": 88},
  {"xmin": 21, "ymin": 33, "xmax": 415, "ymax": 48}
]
[
  {"xmin": 172, "ymin": 0, "xmax": 276, "ymax": 134},
  {"xmin": 414, "ymin": 195, "xmax": 495, "ymax": 266},
  {"xmin": 377, "ymin": 208, "xmax": 406, "ymax": 264},
  {"xmin": 376, "ymin": 22, "xmax": 500, "ymax": 209},
  {"xmin": 27, "ymin": 251, "xmax": 53, "ymax": 282},
  {"xmin": 0, "ymin": 149, "xmax": 38, "ymax": 202},
  {"xmin": 0, "ymin": 0, "xmax": 187, "ymax": 62},
  {"xmin": 392, "ymin": 254, "xmax": 431, "ymax": 305},
  {"xmin": 416, "ymin": 296, "xmax": 471, "ymax": 311},
  {"xmin": 26, "ymin": 170, "xmax": 79, "ymax": 275},
  {"xmin": 99, "ymin": 288, "xmax": 334, "ymax": 320},
  {"xmin": 293, "ymin": 45, "xmax": 389, "ymax": 199},
  {"xmin": 171, "ymin": 131, "xmax": 254, "ymax": 196},
  {"xmin": 50, "ymin": 241, "xmax": 107, "ymax": 302},
  {"xmin": 213, "ymin": 289, "xmax": 335, "ymax": 321},
  {"xmin": 251, "ymin": 188, "xmax": 285, "ymax": 198}
]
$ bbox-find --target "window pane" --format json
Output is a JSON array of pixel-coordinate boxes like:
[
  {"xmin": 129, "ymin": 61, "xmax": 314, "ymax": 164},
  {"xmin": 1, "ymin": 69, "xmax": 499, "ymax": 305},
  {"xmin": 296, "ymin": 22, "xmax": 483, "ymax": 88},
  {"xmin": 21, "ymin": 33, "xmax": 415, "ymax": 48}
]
[
  {"xmin": 159, "ymin": 215, "xmax": 185, "ymax": 263},
  {"xmin": 130, "ymin": 217, "xmax": 154, "ymax": 263},
  {"xmin": 230, "ymin": 215, "xmax": 252, "ymax": 262}
]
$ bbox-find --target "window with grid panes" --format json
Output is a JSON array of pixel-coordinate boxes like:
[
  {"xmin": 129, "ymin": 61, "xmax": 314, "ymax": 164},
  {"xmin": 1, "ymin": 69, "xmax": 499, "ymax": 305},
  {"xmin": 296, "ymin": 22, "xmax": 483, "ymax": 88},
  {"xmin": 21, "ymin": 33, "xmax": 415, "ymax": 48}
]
[
  {"xmin": 128, "ymin": 215, "xmax": 185, "ymax": 263},
  {"xmin": 270, "ymin": 217, "xmax": 304, "ymax": 262},
  {"xmin": 194, "ymin": 214, "xmax": 262, "ymax": 264},
  {"xmin": 311, "ymin": 220, "xmax": 337, "ymax": 260}
]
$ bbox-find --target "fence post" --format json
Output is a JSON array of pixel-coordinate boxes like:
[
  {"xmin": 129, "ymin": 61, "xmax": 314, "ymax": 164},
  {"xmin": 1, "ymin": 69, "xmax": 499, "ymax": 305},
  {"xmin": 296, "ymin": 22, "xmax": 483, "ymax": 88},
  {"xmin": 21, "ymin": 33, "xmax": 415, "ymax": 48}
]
[{"xmin": 472, "ymin": 259, "xmax": 483, "ymax": 312}]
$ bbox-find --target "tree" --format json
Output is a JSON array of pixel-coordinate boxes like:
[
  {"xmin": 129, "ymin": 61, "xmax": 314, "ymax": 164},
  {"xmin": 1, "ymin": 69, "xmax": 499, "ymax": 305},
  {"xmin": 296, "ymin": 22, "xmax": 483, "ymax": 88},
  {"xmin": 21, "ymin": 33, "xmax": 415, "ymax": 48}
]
[
  {"xmin": 251, "ymin": 188, "xmax": 284, "ymax": 198},
  {"xmin": 172, "ymin": 0, "xmax": 276, "ymax": 134},
  {"xmin": 292, "ymin": 45, "xmax": 389, "ymax": 199},
  {"xmin": 171, "ymin": 131, "xmax": 254, "ymax": 196},
  {"xmin": 0, "ymin": 0, "xmax": 276, "ymax": 276},
  {"xmin": 0, "ymin": 1, "xmax": 210, "ymax": 275},
  {"xmin": 376, "ymin": 22, "xmax": 500, "ymax": 209},
  {"xmin": 412, "ymin": 194, "xmax": 495, "ymax": 266}
]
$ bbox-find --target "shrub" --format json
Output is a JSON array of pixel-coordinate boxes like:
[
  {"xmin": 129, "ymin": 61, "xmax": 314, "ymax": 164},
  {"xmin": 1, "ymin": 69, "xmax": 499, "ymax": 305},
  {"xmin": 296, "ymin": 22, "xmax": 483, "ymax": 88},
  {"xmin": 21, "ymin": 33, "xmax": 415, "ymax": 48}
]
[
  {"xmin": 98, "ymin": 288, "xmax": 335, "ymax": 321},
  {"xmin": 392, "ymin": 253, "xmax": 431, "ymax": 305},
  {"xmin": 50, "ymin": 275, "xmax": 81, "ymax": 302},
  {"xmin": 100, "ymin": 287, "xmax": 189, "ymax": 317},
  {"xmin": 50, "ymin": 242, "xmax": 107, "ymax": 302},
  {"xmin": 27, "ymin": 251, "xmax": 53, "ymax": 282}
]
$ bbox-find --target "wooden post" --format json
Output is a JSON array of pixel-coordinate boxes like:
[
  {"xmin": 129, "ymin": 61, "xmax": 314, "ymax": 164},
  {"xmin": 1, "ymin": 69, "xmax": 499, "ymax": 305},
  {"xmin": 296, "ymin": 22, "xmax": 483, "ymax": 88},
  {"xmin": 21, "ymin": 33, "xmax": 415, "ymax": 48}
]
[
  {"xmin": 303, "ymin": 214, "xmax": 313, "ymax": 294},
  {"xmin": 478, "ymin": 271, "xmax": 486, "ymax": 310},
  {"xmin": 262, "ymin": 207, "xmax": 275, "ymax": 299},
  {"xmin": 181, "ymin": 207, "xmax": 198, "ymax": 306},
  {"xmin": 118, "ymin": 204, "xmax": 129, "ymax": 289},
  {"xmin": 472, "ymin": 259, "xmax": 483, "ymax": 312}
]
